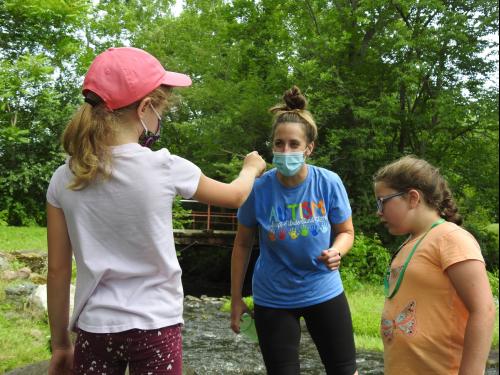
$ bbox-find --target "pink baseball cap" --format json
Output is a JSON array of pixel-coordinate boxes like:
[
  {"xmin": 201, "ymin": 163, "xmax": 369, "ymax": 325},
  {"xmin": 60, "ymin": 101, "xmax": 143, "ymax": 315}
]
[{"xmin": 82, "ymin": 47, "xmax": 192, "ymax": 110}]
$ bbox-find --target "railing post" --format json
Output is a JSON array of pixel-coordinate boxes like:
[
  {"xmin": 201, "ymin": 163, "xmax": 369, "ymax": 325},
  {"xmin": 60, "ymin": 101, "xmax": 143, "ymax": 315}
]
[{"xmin": 207, "ymin": 204, "xmax": 211, "ymax": 231}]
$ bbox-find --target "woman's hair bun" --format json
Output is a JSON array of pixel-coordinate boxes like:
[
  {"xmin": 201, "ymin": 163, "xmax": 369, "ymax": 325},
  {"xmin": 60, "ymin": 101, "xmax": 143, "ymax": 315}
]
[{"xmin": 283, "ymin": 86, "xmax": 307, "ymax": 110}]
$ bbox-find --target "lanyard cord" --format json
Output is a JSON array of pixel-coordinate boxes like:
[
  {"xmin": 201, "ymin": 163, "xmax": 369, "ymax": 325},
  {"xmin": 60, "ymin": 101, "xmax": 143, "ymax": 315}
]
[{"xmin": 384, "ymin": 218, "xmax": 445, "ymax": 299}]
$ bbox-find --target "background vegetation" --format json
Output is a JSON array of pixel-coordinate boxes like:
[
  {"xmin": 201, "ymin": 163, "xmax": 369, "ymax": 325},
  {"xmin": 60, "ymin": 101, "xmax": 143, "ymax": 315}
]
[
  {"xmin": 0, "ymin": 1, "xmax": 498, "ymax": 368},
  {"xmin": 0, "ymin": 0, "xmax": 498, "ymax": 263}
]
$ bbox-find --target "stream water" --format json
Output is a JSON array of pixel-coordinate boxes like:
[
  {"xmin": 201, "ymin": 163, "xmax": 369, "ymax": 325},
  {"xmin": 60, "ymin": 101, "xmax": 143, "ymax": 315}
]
[
  {"xmin": 182, "ymin": 295, "xmax": 498, "ymax": 375},
  {"xmin": 182, "ymin": 295, "xmax": 384, "ymax": 374}
]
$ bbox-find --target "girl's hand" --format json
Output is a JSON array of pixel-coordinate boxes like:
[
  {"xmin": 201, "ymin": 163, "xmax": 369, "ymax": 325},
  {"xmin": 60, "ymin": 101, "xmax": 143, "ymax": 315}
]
[
  {"xmin": 48, "ymin": 346, "xmax": 74, "ymax": 375},
  {"xmin": 317, "ymin": 248, "xmax": 342, "ymax": 271},
  {"xmin": 242, "ymin": 151, "xmax": 266, "ymax": 177},
  {"xmin": 230, "ymin": 298, "xmax": 250, "ymax": 334}
]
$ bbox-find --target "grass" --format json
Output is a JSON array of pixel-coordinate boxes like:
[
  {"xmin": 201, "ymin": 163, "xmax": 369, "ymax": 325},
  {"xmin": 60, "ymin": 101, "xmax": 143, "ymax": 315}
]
[
  {"xmin": 0, "ymin": 226, "xmax": 498, "ymax": 371},
  {"xmin": 0, "ymin": 279, "xmax": 51, "ymax": 373},
  {"xmin": 346, "ymin": 284, "xmax": 385, "ymax": 351},
  {"xmin": 0, "ymin": 226, "xmax": 47, "ymax": 252}
]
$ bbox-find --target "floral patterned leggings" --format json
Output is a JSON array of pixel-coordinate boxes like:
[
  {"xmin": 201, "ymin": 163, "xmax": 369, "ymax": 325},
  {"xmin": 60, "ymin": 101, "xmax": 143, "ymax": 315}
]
[{"xmin": 73, "ymin": 324, "xmax": 182, "ymax": 375}]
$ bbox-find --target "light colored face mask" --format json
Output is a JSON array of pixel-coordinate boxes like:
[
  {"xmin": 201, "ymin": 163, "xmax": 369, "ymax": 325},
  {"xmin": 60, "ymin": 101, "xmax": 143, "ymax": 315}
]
[
  {"xmin": 272, "ymin": 151, "xmax": 305, "ymax": 176},
  {"xmin": 139, "ymin": 104, "xmax": 162, "ymax": 148}
]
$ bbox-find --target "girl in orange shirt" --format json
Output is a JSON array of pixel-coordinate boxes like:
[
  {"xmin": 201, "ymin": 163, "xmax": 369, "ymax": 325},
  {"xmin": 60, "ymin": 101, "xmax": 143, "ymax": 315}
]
[{"xmin": 374, "ymin": 155, "xmax": 495, "ymax": 375}]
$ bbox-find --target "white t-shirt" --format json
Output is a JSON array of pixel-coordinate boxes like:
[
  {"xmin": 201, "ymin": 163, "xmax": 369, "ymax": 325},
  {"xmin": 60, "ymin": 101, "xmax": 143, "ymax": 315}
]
[{"xmin": 46, "ymin": 143, "xmax": 201, "ymax": 333}]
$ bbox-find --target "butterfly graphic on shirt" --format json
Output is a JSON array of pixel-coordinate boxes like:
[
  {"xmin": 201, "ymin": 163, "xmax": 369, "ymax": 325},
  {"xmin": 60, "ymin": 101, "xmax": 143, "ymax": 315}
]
[{"xmin": 381, "ymin": 300, "xmax": 417, "ymax": 343}]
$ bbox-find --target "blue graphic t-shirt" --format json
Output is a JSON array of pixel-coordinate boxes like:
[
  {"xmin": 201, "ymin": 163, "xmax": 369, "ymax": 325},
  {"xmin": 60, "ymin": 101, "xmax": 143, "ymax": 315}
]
[{"xmin": 237, "ymin": 165, "xmax": 352, "ymax": 308}]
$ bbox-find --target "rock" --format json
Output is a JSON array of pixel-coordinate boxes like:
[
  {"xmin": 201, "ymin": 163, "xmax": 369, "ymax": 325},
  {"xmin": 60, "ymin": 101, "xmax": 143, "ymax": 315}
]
[
  {"xmin": 29, "ymin": 273, "xmax": 46, "ymax": 284},
  {"xmin": 11, "ymin": 251, "xmax": 47, "ymax": 274},
  {"xmin": 2, "ymin": 270, "xmax": 18, "ymax": 280},
  {"xmin": 28, "ymin": 284, "xmax": 76, "ymax": 315},
  {"xmin": 0, "ymin": 252, "xmax": 11, "ymax": 271},
  {"xmin": 5, "ymin": 360, "xmax": 49, "ymax": 375},
  {"xmin": 487, "ymin": 349, "xmax": 499, "ymax": 368},
  {"xmin": 5, "ymin": 282, "xmax": 37, "ymax": 309},
  {"xmin": 1, "ymin": 268, "xmax": 33, "ymax": 281},
  {"xmin": 5, "ymin": 282, "xmax": 37, "ymax": 297},
  {"xmin": 5, "ymin": 360, "xmax": 198, "ymax": 374},
  {"xmin": 17, "ymin": 267, "xmax": 31, "ymax": 279}
]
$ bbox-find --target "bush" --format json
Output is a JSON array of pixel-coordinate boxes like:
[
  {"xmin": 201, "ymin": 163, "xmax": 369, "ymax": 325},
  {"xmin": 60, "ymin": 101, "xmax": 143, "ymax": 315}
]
[
  {"xmin": 172, "ymin": 196, "xmax": 192, "ymax": 229},
  {"xmin": 488, "ymin": 269, "xmax": 499, "ymax": 299},
  {"xmin": 464, "ymin": 223, "xmax": 499, "ymax": 271},
  {"xmin": 341, "ymin": 233, "xmax": 391, "ymax": 284},
  {"xmin": 340, "ymin": 268, "xmax": 363, "ymax": 292}
]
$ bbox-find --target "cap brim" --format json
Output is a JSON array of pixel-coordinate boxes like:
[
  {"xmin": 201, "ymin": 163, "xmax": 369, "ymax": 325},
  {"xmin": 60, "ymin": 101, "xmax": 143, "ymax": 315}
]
[{"xmin": 162, "ymin": 71, "xmax": 192, "ymax": 87}]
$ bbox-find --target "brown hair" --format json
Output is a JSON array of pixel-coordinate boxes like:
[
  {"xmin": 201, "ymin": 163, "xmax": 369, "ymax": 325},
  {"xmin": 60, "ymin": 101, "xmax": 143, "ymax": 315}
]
[
  {"xmin": 269, "ymin": 86, "xmax": 318, "ymax": 144},
  {"xmin": 373, "ymin": 155, "xmax": 462, "ymax": 225},
  {"xmin": 62, "ymin": 86, "xmax": 173, "ymax": 190}
]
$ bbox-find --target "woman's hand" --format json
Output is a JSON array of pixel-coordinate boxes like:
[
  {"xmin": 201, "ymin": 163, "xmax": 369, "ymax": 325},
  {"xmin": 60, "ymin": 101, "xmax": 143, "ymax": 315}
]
[
  {"xmin": 230, "ymin": 298, "xmax": 250, "ymax": 334},
  {"xmin": 48, "ymin": 346, "xmax": 74, "ymax": 375},
  {"xmin": 317, "ymin": 248, "xmax": 342, "ymax": 271}
]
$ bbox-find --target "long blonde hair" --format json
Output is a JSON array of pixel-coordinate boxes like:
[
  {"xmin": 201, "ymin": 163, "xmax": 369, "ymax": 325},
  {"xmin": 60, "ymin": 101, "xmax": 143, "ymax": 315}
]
[{"xmin": 63, "ymin": 86, "xmax": 172, "ymax": 190}]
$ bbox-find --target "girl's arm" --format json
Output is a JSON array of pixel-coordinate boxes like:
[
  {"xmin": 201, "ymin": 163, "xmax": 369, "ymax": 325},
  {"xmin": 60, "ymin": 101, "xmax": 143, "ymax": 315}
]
[
  {"xmin": 447, "ymin": 260, "xmax": 495, "ymax": 375},
  {"xmin": 47, "ymin": 203, "xmax": 74, "ymax": 374},
  {"xmin": 230, "ymin": 224, "xmax": 256, "ymax": 333},
  {"xmin": 193, "ymin": 151, "xmax": 266, "ymax": 208},
  {"xmin": 317, "ymin": 216, "xmax": 355, "ymax": 270}
]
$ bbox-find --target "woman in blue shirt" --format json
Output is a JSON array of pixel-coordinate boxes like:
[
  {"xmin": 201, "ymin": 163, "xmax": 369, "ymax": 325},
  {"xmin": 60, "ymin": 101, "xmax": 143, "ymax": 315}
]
[{"xmin": 230, "ymin": 86, "xmax": 358, "ymax": 375}]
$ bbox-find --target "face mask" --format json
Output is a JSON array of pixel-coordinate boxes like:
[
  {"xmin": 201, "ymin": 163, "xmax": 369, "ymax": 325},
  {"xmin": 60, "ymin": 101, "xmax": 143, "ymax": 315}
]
[
  {"xmin": 272, "ymin": 151, "xmax": 305, "ymax": 176},
  {"xmin": 139, "ymin": 105, "xmax": 162, "ymax": 148}
]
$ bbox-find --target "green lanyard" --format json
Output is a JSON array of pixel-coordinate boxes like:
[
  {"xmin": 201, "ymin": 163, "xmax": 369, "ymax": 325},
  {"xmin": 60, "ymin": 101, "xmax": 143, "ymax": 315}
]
[{"xmin": 384, "ymin": 218, "xmax": 445, "ymax": 299}]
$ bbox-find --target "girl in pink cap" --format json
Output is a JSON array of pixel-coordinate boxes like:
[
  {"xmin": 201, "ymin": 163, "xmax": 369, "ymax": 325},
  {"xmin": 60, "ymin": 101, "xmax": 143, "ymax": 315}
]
[{"xmin": 46, "ymin": 47, "xmax": 266, "ymax": 375}]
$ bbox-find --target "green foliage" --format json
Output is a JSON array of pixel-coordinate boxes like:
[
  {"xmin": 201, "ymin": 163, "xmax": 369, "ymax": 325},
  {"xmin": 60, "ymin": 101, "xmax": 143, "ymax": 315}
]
[
  {"xmin": 488, "ymin": 269, "xmax": 499, "ymax": 299},
  {"xmin": 0, "ymin": 0, "xmax": 497, "ymax": 239},
  {"xmin": 341, "ymin": 233, "xmax": 391, "ymax": 284},
  {"xmin": 463, "ymin": 222, "xmax": 499, "ymax": 271},
  {"xmin": 172, "ymin": 196, "xmax": 193, "ymax": 229},
  {"xmin": 221, "ymin": 295, "xmax": 254, "ymax": 313},
  {"xmin": 340, "ymin": 267, "xmax": 363, "ymax": 292}
]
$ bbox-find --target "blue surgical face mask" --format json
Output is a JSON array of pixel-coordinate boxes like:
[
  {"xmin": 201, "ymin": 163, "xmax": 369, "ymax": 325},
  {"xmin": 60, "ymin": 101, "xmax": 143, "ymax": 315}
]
[{"xmin": 272, "ymin": 151, "xmax": 305, "ymax": 176}]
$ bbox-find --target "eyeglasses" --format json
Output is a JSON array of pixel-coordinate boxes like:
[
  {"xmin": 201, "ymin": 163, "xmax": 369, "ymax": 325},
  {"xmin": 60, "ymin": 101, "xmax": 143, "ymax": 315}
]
[{"xmin": 376, "ymin": 192, "xmax": 406, "ymax": 213}]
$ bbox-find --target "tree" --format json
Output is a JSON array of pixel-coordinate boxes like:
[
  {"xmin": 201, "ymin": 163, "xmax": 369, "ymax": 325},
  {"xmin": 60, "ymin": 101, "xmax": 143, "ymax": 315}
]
[{"xmin": 0, "ymin": 0, "xmax": 497, "ymax": 239}]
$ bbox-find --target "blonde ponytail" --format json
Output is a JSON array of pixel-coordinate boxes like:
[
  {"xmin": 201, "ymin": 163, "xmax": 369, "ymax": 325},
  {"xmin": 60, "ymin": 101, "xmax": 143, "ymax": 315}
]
[{"xmin": 63, "ymin": 85, "xmax": 173, "ymax": 190}]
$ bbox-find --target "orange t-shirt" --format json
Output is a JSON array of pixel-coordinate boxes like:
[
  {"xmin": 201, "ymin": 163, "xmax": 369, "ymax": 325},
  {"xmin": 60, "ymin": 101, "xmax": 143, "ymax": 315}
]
[{"xmin": 381, "ymin": 221, "xmax": 484, "ymax": 375}]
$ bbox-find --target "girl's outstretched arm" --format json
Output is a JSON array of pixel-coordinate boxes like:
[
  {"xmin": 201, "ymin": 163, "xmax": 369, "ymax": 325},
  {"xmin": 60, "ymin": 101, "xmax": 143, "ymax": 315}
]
[
  {"xmin": 47, "ymin": 203, "xmax": 74, "ymax": 375},
  {"xmin": 193, "ymin": 151, "xmax": 266, "ymax": 208},
  {"xmin": 447, "ymin": 260, "xmax": 495, "ymax": 375}
]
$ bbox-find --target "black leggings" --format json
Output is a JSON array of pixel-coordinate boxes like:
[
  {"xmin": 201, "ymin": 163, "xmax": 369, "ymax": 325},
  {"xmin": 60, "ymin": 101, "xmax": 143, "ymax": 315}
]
[{"xmin": 254, "ymin": 292, "xmax": 357, "ymax": 375}]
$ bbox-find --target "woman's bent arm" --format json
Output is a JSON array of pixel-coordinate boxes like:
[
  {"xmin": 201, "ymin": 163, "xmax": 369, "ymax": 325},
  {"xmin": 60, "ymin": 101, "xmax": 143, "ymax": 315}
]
[
  {"xmin": 230, "ymin": 224, "xmax": 256, "ymax": 333},
  {"xmin": 317, "ymin": 216, "xmax": 355, "ymax": 271},
  {"xmin": 447, "ymin": 260, "xmax": 495, "ymax": 375}
]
